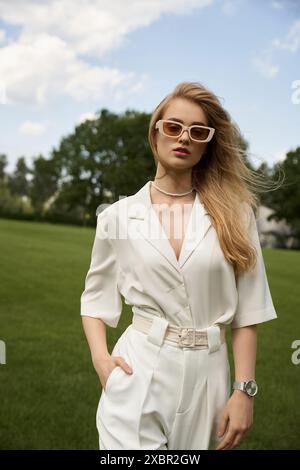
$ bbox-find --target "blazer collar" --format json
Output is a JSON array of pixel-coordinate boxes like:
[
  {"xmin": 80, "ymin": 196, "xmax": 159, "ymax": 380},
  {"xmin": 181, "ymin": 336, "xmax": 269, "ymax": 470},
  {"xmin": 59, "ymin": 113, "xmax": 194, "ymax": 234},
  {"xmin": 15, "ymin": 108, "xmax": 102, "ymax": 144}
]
[{"xmin": 127, "ymin": 180, "xmax": 212, "ymax": 272}]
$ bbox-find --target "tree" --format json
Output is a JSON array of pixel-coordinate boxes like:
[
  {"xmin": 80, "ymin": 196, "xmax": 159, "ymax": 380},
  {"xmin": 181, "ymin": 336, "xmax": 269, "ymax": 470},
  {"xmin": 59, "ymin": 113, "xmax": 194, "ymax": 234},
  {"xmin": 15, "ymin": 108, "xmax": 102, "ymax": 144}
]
[
  {"xmin": 29, "ymin": 155, "xmax": 60, "ymax": 215},
  {"xmin": 8, "ymin": 157, "xmax": 30, "ymax": 197},
  {"xmin": 49, "ymin": 108, "xmax": 156, "ymax": 224},
  {"xmin": 0, "ymin": 154, "xmax": 8, "ymax": 180},
  {"xmin": 266, "ymin": 147, "xmax": 300, "ymax": 243}
]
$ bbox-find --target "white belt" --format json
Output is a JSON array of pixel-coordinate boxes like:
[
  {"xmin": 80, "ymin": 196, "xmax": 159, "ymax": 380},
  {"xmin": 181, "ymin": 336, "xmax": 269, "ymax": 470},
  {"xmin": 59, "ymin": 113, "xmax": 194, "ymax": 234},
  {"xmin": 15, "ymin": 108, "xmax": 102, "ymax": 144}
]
[{"xmin": 131, "ymin": 313, "xmax": 226, "ymax": 353}]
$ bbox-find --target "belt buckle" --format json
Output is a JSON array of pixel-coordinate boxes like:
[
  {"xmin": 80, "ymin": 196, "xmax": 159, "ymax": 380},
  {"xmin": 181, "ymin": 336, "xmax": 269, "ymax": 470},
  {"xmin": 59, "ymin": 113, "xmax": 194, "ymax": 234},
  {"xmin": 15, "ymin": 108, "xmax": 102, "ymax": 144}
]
[{"xmin": 178, "ymin": 328, "xmax": 196, "ymax": 347}]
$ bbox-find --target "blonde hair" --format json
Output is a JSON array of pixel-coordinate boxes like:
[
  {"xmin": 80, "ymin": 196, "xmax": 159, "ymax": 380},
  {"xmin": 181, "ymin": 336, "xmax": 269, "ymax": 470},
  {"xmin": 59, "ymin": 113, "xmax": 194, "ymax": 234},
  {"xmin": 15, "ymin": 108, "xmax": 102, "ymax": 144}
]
[{"xmin": 148, "ymin": 81, "xmax": 283, "ymax": 276}]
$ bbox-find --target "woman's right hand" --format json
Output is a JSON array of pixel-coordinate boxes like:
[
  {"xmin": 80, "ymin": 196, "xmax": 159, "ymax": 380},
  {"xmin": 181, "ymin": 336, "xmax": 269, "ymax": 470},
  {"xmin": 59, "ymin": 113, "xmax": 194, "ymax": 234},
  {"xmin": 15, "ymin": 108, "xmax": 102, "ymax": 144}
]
[{"xmin": 92, "ymin": 355, "xmax": 133, "ymax": 390}]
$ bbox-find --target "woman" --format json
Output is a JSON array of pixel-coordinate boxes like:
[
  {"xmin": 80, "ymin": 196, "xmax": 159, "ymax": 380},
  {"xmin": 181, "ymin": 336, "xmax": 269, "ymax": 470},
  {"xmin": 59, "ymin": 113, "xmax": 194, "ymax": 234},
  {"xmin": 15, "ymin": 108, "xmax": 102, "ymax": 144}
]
[{"xmin": 80, "ymin": 81, "xmax": 278, "ymax": 450}]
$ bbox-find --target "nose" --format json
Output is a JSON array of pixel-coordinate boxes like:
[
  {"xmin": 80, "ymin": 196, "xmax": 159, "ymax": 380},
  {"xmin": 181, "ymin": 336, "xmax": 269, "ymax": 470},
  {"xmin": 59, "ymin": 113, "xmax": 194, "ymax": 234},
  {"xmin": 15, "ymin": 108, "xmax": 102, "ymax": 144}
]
[{"xmin": 179, "ymin": 129, "xmax": 190, "ymax": 143}]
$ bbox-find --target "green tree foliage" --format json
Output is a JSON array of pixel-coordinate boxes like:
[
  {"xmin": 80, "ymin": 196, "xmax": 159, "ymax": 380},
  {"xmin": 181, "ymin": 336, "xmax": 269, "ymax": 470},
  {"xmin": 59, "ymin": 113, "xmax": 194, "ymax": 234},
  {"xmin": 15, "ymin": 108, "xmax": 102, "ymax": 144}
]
[
  {"xmin": 265, "ymin": 147, "xmax": 300, "ymax": 241},
  {"xmin": 0, "ymin": 110, "xmax": 299, "ymax": 245},
  {"xmin": 0, "ymin": 154, "xmax": 32, "ymax": 217},
  {"xmin": 0, "ymin": 153, "xmax": 7, "ymax": 180},
  {"xmin": 8, "ymin": 157, "xmax": 30, "ymax": 197},
  {"xmin": 29, "ymin": 154, "xmax": 60, "ymax": 216},
  {"xmin": 49, "ymin": 109, "xmax": 156, "ymax": 224}
]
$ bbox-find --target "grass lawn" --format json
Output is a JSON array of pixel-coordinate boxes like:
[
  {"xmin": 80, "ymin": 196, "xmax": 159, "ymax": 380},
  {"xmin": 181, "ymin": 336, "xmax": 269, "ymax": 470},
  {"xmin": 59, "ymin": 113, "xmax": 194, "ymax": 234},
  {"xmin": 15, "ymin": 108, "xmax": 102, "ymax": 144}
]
[{"xmin": 0, "ymin": 218, "xmax": 299, "ymax": 449}]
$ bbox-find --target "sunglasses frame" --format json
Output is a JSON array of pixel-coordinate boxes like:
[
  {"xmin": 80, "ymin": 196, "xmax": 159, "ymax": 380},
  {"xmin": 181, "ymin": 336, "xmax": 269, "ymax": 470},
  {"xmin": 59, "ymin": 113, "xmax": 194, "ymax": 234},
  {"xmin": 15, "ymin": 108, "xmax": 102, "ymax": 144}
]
[{"xmin": 155, "ymin": 119, "xmax": 215, "ymax": 143}]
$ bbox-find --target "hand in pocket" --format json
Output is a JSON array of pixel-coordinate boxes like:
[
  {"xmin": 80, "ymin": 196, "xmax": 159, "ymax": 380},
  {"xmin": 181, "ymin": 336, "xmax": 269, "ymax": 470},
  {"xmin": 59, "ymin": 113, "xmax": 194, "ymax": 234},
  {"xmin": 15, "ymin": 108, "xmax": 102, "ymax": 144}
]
[{"xmin": 93, "ymin": 355, "xmax": 133, "ymax": 390}]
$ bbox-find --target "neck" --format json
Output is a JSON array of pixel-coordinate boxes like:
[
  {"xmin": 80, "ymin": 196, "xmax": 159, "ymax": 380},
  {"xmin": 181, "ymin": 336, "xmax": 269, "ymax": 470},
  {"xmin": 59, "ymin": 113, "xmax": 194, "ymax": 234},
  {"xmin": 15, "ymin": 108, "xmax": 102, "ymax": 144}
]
[
  {"xmin": 153, "ymin": 175, "xmax": 193, "ymax": 193},
  {"xmin": 150, "ymin": 181, "xmax": 196, "ymax": 205}
]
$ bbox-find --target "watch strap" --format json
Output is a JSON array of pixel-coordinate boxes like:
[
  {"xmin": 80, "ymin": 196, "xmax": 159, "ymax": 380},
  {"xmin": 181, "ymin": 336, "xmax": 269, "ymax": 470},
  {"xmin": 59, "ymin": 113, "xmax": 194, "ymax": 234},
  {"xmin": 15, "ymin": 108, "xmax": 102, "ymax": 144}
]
[
  {"xmin": 233, "ymin": 379, "xmax": 258, "ymax": 397},
  {"xmin": 233, "ymin": 381, "xmax": 247, "ymax": 391}
]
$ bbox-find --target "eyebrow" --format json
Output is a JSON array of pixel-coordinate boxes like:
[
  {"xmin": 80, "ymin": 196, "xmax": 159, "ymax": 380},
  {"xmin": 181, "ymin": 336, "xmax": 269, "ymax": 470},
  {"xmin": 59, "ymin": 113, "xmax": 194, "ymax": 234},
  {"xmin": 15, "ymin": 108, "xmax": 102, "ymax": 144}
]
[{"xmin": 166, "ymin": 117, "xmax": 207, "ymax": 126}]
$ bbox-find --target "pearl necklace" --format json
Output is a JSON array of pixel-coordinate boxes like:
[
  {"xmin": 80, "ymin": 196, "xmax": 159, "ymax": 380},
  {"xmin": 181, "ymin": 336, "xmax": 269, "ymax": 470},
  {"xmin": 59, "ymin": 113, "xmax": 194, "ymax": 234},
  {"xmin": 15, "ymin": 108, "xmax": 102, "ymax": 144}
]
[{"xmin": 150, "ymin": 180, "xmax": 196, "ymax": 197}]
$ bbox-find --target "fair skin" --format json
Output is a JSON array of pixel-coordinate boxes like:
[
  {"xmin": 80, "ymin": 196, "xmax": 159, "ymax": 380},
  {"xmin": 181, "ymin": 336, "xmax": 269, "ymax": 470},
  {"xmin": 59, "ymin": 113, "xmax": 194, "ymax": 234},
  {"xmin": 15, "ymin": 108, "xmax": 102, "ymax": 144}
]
[
  {"xmin": 150, "ymin": 97, "xmax": 207, "ymax": 258},
  {"xmin": 153, "ymin": 98, "xmax": 256, "ymax": 450},
  {"xmin": 82, "ymin": 96, "xmax": 257, "ymax": 450},
  {"xmin": 215, "ymin": 325, "xmax": 256, "ymax": 450},
  {"xmin": 81, "ymin": 316, "xmax": 133, "ymax": 391}
]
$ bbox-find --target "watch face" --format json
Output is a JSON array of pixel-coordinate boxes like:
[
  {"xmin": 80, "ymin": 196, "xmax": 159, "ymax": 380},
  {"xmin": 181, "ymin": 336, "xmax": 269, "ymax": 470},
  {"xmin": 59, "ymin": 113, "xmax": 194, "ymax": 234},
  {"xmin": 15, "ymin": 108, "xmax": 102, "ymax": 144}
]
[{"xmin": 245, "ymin": 380, "xmax": 258, "ymax": 396}]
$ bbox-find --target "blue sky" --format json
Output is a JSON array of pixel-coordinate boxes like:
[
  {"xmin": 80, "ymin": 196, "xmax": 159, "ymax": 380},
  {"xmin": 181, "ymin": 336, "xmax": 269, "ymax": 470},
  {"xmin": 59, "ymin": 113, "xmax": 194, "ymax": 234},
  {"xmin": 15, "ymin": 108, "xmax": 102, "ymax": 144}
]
[{"xmin": 0, "ymin": 0, "xmax": 299, "ymax": 173}]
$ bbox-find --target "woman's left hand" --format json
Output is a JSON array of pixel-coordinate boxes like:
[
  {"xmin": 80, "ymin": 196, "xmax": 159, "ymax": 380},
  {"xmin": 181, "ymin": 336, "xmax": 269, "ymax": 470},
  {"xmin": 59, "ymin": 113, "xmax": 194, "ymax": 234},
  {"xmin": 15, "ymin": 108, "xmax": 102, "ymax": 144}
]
[{"xmin": 215, "ymin": 390, "xmax": 254, "ymax": 450}]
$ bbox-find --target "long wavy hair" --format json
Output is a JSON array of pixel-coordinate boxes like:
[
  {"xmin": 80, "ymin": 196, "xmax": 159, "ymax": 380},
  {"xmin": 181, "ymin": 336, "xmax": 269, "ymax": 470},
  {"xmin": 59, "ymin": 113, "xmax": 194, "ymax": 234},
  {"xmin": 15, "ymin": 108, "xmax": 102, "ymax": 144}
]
[{"xmin": 148, "ymin": 81, "xmax": 283, "ymax": 276}]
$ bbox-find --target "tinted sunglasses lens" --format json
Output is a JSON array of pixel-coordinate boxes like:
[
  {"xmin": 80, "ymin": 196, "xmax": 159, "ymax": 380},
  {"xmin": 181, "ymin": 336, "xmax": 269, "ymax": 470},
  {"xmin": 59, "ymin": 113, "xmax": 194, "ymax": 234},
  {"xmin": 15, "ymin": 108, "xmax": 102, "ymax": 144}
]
[
  {"xmin": 162, "ymin": 121, "xmax": 182, "ymax": 136},
  {"xmin": 191, "ymin": 126, "xmax": 210, "ymax": 141}
]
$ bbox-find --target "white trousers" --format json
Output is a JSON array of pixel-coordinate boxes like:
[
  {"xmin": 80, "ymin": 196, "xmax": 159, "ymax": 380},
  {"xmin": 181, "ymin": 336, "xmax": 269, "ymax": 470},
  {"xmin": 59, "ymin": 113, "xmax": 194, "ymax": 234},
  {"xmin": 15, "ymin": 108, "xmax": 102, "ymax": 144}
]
[{"xmin": 96, "ymin": 317, "xmax": 231, "ymax": 450}]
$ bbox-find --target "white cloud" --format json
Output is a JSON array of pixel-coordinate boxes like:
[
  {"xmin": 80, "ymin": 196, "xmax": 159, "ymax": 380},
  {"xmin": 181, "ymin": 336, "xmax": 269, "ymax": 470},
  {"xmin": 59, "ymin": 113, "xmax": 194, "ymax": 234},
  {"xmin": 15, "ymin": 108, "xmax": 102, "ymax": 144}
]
[
  {"xmin": 19, "ymin": 121, "xmax": 47, "ymax": 136},
  {"xmin": 221, "ymin": 0, "xmax": 244, "ymax": 16},
  {"xmin": 0, "ymin": 0, "xmax": 213, "ymax": 58},
  {"xmin": 273, "ymin": 148, "xmax": 288, "ymax": 163},
  {"xmin": 0, "ymin": 0, "xmax": 213, "ymax": 105},
  {"xmin": 252, "ymin": 52, "xmax": 279, "ymax": 79},
  {"xmin": 271, "ymin": 19, "xmax": 300, "ymax": 53},
  {"xmin": 0, "ymin": 32, "xmax": 145, "ymax": 105},
  {"xmin": 78, "ymin": 112, "xmax": 98, "ymax": 124},
  {"xmin": 0, "ymin": 28, "xmax": 6, "ymax": 44},
  {"xmin": 253, "ymin": 17, "xmax": 300, "ymax": 79}
]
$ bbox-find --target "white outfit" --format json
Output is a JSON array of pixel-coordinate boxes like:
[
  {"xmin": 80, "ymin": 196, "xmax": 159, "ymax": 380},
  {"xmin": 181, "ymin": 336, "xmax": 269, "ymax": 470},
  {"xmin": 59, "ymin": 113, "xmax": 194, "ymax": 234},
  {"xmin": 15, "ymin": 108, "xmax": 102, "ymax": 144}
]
[{"xmin": 80, "ymin": 180, "xmax": 277, "ymax": 450}]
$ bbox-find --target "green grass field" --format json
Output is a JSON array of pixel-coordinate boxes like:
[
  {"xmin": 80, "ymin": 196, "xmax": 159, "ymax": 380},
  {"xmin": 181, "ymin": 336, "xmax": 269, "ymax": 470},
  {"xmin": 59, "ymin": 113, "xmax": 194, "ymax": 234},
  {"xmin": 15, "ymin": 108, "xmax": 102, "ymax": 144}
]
[{"xmin": 0, "ymin": 218, "xmax": 299, "ymax": 450}]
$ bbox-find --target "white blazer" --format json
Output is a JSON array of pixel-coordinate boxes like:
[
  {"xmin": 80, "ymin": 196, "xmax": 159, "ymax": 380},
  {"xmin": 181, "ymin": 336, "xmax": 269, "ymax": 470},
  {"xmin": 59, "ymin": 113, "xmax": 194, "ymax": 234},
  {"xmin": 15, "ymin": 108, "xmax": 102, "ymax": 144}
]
[{"xmin": 80, "ymin": 180, "xmax": 278, "ymax": 330}]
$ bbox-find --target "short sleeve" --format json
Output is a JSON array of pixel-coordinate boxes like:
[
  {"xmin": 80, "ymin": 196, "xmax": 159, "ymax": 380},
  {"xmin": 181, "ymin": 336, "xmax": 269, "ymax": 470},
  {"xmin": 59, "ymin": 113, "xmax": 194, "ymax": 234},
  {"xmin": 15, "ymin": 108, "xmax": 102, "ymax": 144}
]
[
  {"xmin": 231, "ymin": 205, "xmax": 278, "ymax": 329},
  {"xmin": 80, "ymin": 208, "xmax": 122, "ymax": 328}
]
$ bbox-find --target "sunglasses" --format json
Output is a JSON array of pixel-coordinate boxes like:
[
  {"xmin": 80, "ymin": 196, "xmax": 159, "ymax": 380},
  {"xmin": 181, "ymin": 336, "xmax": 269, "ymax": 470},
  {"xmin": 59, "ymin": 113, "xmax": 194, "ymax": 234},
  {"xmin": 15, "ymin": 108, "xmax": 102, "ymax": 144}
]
[{"xmin": 155, "ymin": 119, "xmax": 215, "ymax": 143}]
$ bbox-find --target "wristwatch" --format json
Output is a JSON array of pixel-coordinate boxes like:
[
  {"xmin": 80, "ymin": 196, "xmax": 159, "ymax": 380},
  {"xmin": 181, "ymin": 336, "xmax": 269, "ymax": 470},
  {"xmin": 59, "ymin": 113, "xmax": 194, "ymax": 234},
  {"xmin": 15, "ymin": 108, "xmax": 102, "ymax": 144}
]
[{"xmin": 233, "ymin": 379, "xmax": 258, "ymax": 397}]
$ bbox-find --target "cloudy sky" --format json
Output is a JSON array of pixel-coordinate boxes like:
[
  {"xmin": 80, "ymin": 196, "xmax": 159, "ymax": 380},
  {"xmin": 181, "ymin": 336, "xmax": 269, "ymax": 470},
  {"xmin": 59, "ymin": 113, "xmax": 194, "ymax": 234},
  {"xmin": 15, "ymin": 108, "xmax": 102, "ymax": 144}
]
[{"xmin": 0, "ymin": 0, "xmax": 299, "ymax": 173}]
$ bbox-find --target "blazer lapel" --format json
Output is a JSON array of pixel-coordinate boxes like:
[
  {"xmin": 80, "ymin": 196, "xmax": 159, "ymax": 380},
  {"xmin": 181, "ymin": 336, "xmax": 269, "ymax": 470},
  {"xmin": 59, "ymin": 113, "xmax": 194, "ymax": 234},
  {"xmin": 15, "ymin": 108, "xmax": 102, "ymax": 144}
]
[
  {"xmin": 177, "ymin": 193, "xmax": 212, "ymax": 269},
  {"xmin": 127, "ymin": 180, "xmax": 212, "ymax": 272}
]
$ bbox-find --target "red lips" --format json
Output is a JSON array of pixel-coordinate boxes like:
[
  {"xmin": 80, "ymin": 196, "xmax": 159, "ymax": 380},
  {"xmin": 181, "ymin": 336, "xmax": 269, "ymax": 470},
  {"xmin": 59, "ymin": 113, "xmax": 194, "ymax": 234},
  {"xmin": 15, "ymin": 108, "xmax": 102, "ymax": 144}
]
[{"xmin": 174, "ymin": 147, "xmax": 190, "ymax": 154}]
